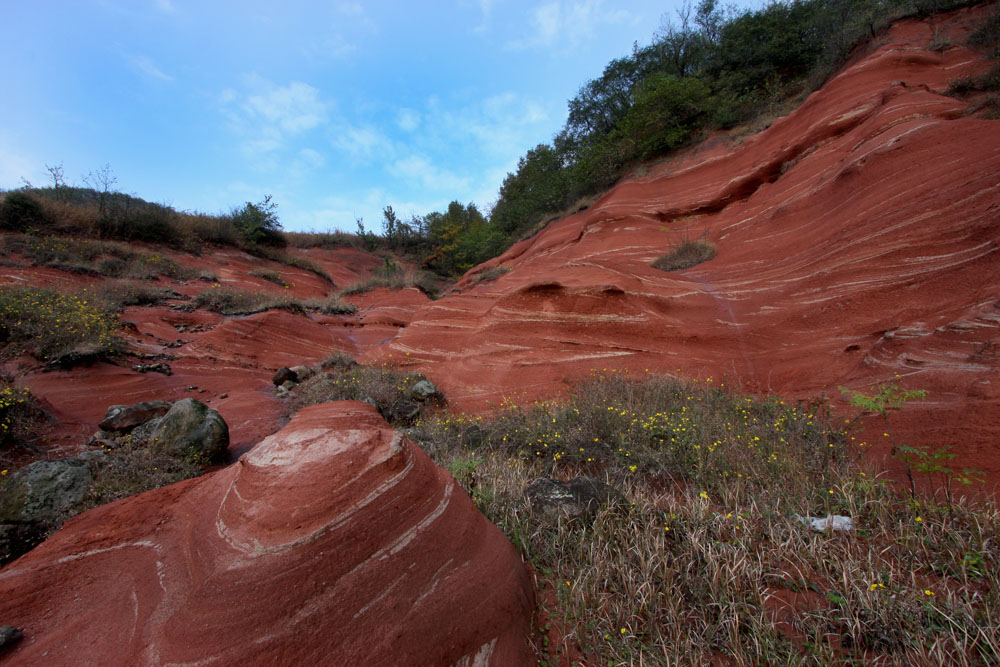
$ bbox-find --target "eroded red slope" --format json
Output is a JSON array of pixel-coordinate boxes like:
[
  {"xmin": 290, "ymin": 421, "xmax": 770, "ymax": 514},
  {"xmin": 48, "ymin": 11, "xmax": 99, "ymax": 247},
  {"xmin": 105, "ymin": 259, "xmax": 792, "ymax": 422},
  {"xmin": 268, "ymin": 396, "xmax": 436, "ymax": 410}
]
[
  {"xmin": 0, "ymin": 402, "xmax": 535, "ymax": 665},
  {"xmin": 366, "ymin": 7, "xmax": 1000, "ymax": 481}
]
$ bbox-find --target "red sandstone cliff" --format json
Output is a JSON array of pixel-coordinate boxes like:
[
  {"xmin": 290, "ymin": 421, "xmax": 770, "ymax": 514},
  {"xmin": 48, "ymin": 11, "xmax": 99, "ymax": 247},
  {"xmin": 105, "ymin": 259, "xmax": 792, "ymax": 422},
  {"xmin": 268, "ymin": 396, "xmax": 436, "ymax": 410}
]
[{"xmin": 365, "ymin": 6, "xmax": 1000, "ymax": 483}]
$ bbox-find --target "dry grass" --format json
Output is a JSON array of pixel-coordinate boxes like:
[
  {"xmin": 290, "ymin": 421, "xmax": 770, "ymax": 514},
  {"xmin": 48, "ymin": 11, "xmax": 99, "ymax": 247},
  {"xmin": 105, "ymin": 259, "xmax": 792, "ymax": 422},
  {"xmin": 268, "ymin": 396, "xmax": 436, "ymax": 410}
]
[
  {"xmin": 191, "ymin": 287, "xmax": 305, "ymax": 316},
  {"xmin": 289, "ymin": 359, "xmax": 436, "ymax": 426},
  {"xmin": 80, "ymin": 435, "xmax": 205, "ymax": 510},
  {"xmin": 652, "ymin": 240, "xmax": 717, "ymax": 272},
  {"xmin": 3, "ymin": 234, "xmax": 198, "ymax": 281},
  {"xmin": 191, "ymin": 286, "xmax": 356, "ymax": 317},
  {"xmin": 340, "ymin": 263, "xmax": 439, "ymax": 297},
  {"xmin": 248, "ymin": 268, "xmax": 288, "ymax": 287},
  {"xmin": 414, "ymin": 372, "xmax": 1000, "ymax": 665}
]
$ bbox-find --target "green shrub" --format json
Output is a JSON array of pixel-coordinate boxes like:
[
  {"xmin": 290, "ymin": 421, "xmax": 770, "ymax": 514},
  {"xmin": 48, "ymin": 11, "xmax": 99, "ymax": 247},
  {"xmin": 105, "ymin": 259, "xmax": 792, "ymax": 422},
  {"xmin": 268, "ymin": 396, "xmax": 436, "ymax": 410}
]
[
  {"xmin": 232, "ymin": 196, "xmax": 285, "ymax": 247},
  {"xmin": 652, "ymin": 239, "xmax": 716, "ymax": 271},
  {"xmin": 0, "ymin": 286, "xmax": 123, "ymax": 361},
  {"xmin": 0, "ymin": 192, "xmax": 48, "ymax": 231}
]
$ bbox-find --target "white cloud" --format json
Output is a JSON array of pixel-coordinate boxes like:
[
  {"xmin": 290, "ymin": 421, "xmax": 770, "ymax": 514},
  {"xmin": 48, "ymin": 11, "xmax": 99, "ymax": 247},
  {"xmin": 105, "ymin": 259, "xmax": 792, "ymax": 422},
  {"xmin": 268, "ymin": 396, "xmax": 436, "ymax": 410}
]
[
  {"xmin": 396, "ymin": 108, "xmax": 420, "ymax": 132},
  {"xmin": 330, "ymin": 124, "xmax": 395, "ymax": 164},
  {"xmin": 155, "ymin": 0, "xmax": 175, "ymax": 13},
  {"xmin": 217, "ymin": 76, "xmax": 330, "ymax": 164},
  {"xmin": 507, "ymin": 0, "xmax": 634, "ymax": 52},
  {"xmin": 298, "ymin": 148, "xmax": 325, "ymax": 169},
  {"xmin": 338, "ymin": 2, "xmax": 363, "ymax": 16},
  {"xmin": 473, "ymin": 0, "xmax": 495, "ymax": 32},
  {"xmin": 243, "ymin": 77, "xmax": 327, "ymax": 135},
  {"xmin": 130, "ymin": 54, "xmax": 174, "ymax": 82},
  {"xmin": 314, "ymin": 34, "xmax": 357, "ymax": 59},
  {"xmin": 389, "ymin": 154, "xmax": 471, "ymax": 193}
]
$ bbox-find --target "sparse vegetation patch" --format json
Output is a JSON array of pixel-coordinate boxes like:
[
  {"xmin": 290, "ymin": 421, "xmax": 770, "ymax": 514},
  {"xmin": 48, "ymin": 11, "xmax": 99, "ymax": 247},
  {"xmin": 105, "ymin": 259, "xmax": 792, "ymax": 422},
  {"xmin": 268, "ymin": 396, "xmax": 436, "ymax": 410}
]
[
  {"xmin": 652, "ymin": 239, "xmax": 716, "ymax": 271},
  {"xmin": 191, "ymin": 287, "xmax": 305, "ymax": 316},
  {"xmin": 413, "ymin": 372, "xmax": 999, "ymax": 665},
  {"xmin": 0, "ymin": 286, "xmax": 123, "ymax": 362},
  {"xmin": 288, "ymin": 356, "xmax": 441, "ymax": 426}
]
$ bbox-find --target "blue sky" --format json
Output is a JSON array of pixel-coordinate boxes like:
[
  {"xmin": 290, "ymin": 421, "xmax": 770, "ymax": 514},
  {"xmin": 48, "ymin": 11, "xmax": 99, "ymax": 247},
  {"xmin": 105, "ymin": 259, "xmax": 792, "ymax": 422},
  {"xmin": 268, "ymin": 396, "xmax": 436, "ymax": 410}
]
[{"xmin": 1, "ymin": 0, "xmax": 739, "ymax": 232}]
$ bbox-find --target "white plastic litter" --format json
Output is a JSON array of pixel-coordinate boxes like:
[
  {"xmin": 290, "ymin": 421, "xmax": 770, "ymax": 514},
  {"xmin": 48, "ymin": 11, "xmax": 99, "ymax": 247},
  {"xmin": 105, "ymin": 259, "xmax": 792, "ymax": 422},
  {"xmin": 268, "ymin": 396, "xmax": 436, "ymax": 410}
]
[{"xmin": 793, "ymin": 514, "xmax": 853, "ymax": 533}]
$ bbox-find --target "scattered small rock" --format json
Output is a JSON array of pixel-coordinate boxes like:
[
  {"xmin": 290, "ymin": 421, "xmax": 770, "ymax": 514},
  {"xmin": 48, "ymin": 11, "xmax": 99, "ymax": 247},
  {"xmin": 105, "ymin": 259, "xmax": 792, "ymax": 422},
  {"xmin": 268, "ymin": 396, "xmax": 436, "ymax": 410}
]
[
  {"xmin": 219, "ymin": 393, "xmax": 228, "ymax": 400},
  {"xmin": 526, "ymin": 477, "xmax": 623, "ymax": 521}
]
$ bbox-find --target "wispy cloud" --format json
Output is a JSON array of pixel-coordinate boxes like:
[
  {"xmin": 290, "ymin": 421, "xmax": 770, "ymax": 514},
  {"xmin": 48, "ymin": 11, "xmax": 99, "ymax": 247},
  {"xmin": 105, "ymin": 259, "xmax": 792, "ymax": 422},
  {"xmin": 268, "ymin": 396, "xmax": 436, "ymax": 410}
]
[
  {"xmin": 154, "ymin": 0, "xmax": 175, "ymax": 14},
  {"xmin": 389, "ymin": 154, "xmax": 472, "ymax": 193},
  {"xmin": 396, "ymin": 108, "xmax": 420, "ymax": 132},
  {"xmin": 507, "ymin": 0, "xmax": 634, "ymax": 52},
  {"xmin": 218, "ymin": 75, "xmax": 330, "ymax": 162},
  {"xmin": 130, "ymin": 54, "xmax": 174, "ymax": 82},
  {"xmin": 330, "ymin": 124, "xmax": 395, "ymax": 164},
  {"xmin": 243, "ymin": 77, "xmax": 327, "ymax": 134}
]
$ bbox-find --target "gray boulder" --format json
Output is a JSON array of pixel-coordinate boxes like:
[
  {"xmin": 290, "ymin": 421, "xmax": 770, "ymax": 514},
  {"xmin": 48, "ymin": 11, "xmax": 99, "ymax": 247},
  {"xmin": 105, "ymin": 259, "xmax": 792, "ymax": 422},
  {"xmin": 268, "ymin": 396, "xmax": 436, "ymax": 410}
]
[
  {"xmin": 145, "ymin": 398, "xmax": 229, "ymax": 462},
  {"xmin": 0, "ymin": 458, "xmax": 93, "ymax": 525},
  {"xmin": 526, "ymin": 477, "xmax": 622, "ymax": 521},
  {"xmin": 98, "ymin": 400, "xmax": 172, "ymax": 432},
  {"xmin": 410, "ymin": 379, "xmax": 442, "ymax": 402},
  {"xmin": 0, "ymin": 458, "xmax": 94, "ymax": 564}
]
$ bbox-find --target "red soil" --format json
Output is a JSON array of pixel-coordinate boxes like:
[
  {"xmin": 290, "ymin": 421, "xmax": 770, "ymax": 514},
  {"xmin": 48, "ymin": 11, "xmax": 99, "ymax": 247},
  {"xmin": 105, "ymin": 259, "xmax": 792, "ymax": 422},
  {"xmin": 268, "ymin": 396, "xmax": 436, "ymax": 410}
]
[
  {"xmin": 365, "ymin": 6, "xmax": 1000, "ymax": 485},
  {"xmin": 0, "ymin": 402, "xmax": 535, "ymax": 665}
]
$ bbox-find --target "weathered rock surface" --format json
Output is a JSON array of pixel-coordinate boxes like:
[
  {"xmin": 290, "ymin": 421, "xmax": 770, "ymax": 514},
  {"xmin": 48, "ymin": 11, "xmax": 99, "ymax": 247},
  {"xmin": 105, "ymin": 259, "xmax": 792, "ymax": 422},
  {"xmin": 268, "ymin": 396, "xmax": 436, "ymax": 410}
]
[
  {"xmin": 98, "ymin": 400, "xmax": 172, "ymax": 432},
  {"xmin": 365, "ymin": 8, "xmax": 1000, "ymax": 483},
  {"xmin": 527, "ymin": 477, "xmax": 622, "ymax": 520},
  {"xmin": 0, "ymin": 458, "xmax": 94, "ymax": 563},
  {"xmin": 0, "ymin": 402, "xmax": 535, "ymax": 665},
  {"xmin": 0, "ymin": 459, "xmax": 93, "ymax": 526},
  {"xmin": 144, "ymin": 398, "xmax": 229, "ymax": 462}
]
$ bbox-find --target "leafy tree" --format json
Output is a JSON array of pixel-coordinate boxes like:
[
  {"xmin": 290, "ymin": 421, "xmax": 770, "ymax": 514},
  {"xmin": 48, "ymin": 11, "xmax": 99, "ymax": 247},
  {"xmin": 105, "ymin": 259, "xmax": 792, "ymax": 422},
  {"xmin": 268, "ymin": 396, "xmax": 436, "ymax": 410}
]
[
  {"xmin": 490, "ymin": 145, "xmax": 572, "ymax": 239},
  {"xmin": 233, "ymin": 195, "xmax": 285, "ymax": 247}
]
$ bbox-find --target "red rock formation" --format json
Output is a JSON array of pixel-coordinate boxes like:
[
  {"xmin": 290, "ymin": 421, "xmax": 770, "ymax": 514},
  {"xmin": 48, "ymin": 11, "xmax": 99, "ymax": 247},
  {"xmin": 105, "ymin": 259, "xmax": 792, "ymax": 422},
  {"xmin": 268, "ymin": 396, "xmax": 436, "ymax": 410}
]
[
  {"xmin": 0, "ymin": 402, "xmax": 535, "ymax": 665},
  {"xmin": 365, "ymin": 7, "xmax": 1000, "ymax": 482}
]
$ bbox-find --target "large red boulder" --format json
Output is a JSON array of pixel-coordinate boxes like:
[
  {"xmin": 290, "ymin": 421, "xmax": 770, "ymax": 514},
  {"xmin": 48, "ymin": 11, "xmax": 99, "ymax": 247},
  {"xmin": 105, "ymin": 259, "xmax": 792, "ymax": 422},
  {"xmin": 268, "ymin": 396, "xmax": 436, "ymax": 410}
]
[{"xmin": 0, "ymin": 402, "xmax": 535, "ymax": 665}]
